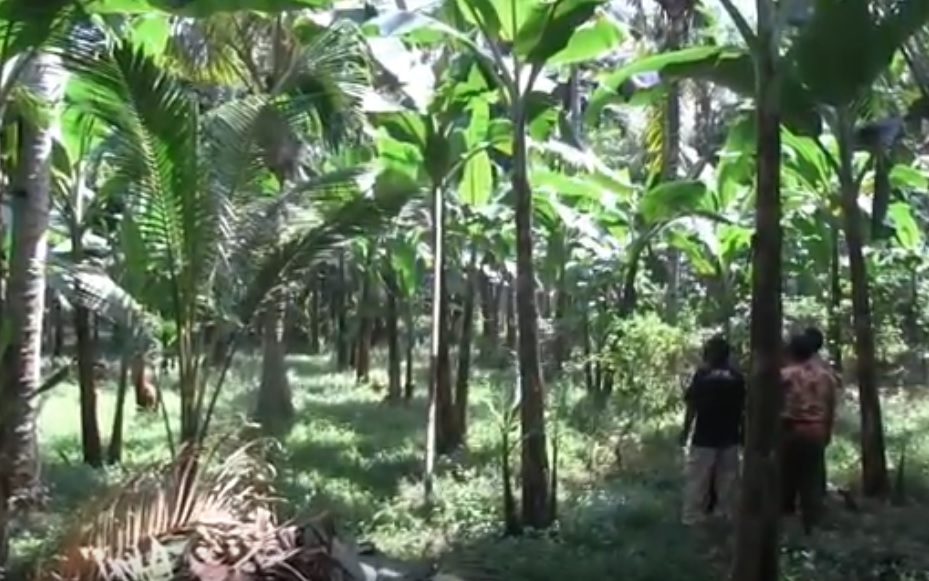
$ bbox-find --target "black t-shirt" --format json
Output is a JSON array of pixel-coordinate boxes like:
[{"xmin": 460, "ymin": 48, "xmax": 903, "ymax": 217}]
[{"xmin": 685, "ymin": 365, "xmax": 746, "ymax": 448}]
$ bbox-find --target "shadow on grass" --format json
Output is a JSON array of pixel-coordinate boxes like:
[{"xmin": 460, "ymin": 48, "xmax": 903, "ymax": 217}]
[{"xmin": 434, "ymin": 447, "xmax": 715, "ymax": 581}]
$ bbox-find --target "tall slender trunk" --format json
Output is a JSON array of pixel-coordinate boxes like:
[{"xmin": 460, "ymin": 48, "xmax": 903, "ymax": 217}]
[
  {"xmin": 660, "ymin": 18, "xmax": 683, "ymax": 323},
  {"xmin": 107, "ymin": 347, "xmax": 130, "ymax": 464},
  {"xmin": 308, "ymin": 277, "xmax": 321, "ymax": 355},
  {"xmin": 504, "ymin": 280, "xmax": 516, "ymax": 350},
  {"xmin": 730, "ymin": 8, "xmax": 783, "ymax": 579},
  {"xmin": 827, "ymin": 223, "xmax": 843, "ymax": 371},
  {"xmin": 50, "ymin": 294, "xmax": 64, "ymax": 356},
  {"xmin": 0, "ymin": 53, "xmax": 62, "ymax": 566},
  {"xmin": 513, "ymin": 100, "xmax": 551, "ymax": 529},
  {"xmin": 837, "ymin": 110, "xmax": 889, "ymax": 498},
  {"xmin": 334, "ymin": 259, "xmax": 350, "ymax": 369},
  {"xmin": 75, "ymin": 305, "xmax": 102, "ymax": 467},
  {"xmin": 451, "ymin": 249, "xmax": 478, "ymax": 448},
  {"xmin": 404, "ymin": 305, "xmax": 415, "ymax": 401},
  {"xmin": 355, "ymin": 258, "xmax": 373, "ymax": 384},
  {"xmin": 425, "ymin": 184, "xmax": 445, "ymax": 501},
  {"xmin": 72, "ymin": 210, "xmax": 102, "ymax": 466},
  {"xmin": 384, "ymin": 263, "xmax": 402, "ymax": 403}
]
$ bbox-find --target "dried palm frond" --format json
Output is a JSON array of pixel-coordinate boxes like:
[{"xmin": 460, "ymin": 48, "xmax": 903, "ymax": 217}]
[{"xmin": 35, "ymin": 438, "xmax": 279, "ymax": 581}]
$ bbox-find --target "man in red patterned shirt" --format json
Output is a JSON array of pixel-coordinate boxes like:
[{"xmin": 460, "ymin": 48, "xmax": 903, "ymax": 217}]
[{"xmin": 780, "ymin": 332, "xmax": 839, "ymax": 533}]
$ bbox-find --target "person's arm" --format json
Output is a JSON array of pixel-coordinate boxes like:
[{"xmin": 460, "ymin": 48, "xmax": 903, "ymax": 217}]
[{"xmin": 679, "ymin": 372, "xmax": 700, "ymax": 446}]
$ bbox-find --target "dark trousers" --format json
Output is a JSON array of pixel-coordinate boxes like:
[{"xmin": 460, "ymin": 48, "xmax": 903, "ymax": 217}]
[{"xmin": 780, "ymin": 423, "xmax": 826, "ymax": 533}]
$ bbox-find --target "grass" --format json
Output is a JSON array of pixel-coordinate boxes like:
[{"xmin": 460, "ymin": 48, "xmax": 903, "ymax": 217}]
[{"xmin": 16, "ymin": 351, "xmax": 929, "ymax": 580}]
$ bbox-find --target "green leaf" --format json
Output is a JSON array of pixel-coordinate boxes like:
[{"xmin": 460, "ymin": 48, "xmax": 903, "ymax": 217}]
[
  {"xmin": 127, "ymin": 13, "xmax": 171, "ymax": 56},
  {"xmin": 375, "ymin": 131, "xmax": 424, "ymax": 182},
  {"xmin": 788, "ymin": 0, "xmax": 929, "ymax": 107},
  {"xmin": 546, "ymin": 12, "xmax": 625, "ymax": 66},
  {"xmin": 588, "ymin": 45, "xmax": 723, "ymax": 120},
  {"xmin": 84, "ymin": 0, "xmax": 330, "ymax": 15},
  {"xmin": 0, "ymin": 0, "xmax": 77, "ymax": 57},
  {"xmin": 454, "ymin": 0, "xmax": 505, "ymax": 38},
  {"xmin": 887, "ymin": 201, "xmax": 921, "ymax": 250},
  {"xmin": 372, "ymin": 110, "xmax": 429, "ymax": 149},
  {"xmin": 890, "ymin": 165, "xmax": 928, "ymax": 190},
  {"xmin": 591, "ymin": 45, "xmax": 821, "ymax": 135},
  {"xmin": 639, "ymin": 180, "xmax": 709, "ymax": 223},
  {"xmin": 514, "ymin": 0, "xmax": 605, "ymax": 65},
  {"xmin": 458, "ymin": 99, "xmax": 494, "ymax": 206}
]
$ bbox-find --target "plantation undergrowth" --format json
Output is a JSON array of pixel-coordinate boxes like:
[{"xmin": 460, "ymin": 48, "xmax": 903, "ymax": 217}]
[{"xmin": 17, "ymin": 353, "xmax": 929, "ymax": 580}]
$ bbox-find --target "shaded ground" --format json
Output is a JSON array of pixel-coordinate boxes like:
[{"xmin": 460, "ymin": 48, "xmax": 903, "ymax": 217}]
[{"xmin": 18, "ymin": 353, "xmax": 929, "ymax": 580}]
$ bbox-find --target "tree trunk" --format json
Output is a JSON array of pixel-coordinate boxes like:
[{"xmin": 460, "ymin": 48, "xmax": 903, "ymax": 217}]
[
  {"xmin": 827, "ymin": 223, "xmax": 843, "ymax": 371},
  {"xmin": 428, "ymin": 184, "xmax": 456, "ymax": 463},
  {"xmin": 837, "ymin": 109, "xmax": 889, "ymax": 498},
  {"xmin": 73, "ymin": 230, "xmax": 103, "ymax": 467},
  {"xmin": 0, "ymin": 53, "xmax": 62, "ymax": 567},
  {"xmin": 479, "ymin": 268, "xmax": 498, "ymax": 342},
  {"xmin": 730, "ymin": 12, "xmax": 783, "ymax": 580},
  {"xmin": 504, "ymin": 280, "xmax": 516, "ymax": 350},
  {"xmin": 451, "ymin": 249, "xmax": 478, "ymax": 448},
  {"xmin": 107, "ymin": 349, "xmax": 130, "ymax": 464},
  {"xmin": 404, "ymin": 306, "xmax": 415, "ymax": 401},
  {"xmin": 385, "ymin": 264, "xmax": 403, "ymax": 403},
  {"xmin": 334, "ymin": 259, "xmax": 350, "ymax": 370},
  {"xmin": 75, "ymin": 305, "xmax": 103, "ymax": 467},
  {"xmin": 355, "ymin": 267, "xmax": 373, "ymax": 384},
  {"xmin": 513, "ymin": 101, "xmax": 551, "ymax": 529},
  {"xmin": 51, "ymin": 294, "xmax": 64, "ymax": 357},
  {"xmin": 255, "ymin": 292, "xmax": 295, "ymax": 426},
  {"xmin": 308, "ymin": 282, "xmax": 321, "ymax": 355}
]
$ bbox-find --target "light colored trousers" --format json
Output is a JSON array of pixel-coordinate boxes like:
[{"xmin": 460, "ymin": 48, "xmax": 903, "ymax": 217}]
[{"xmin": 682, "ymin": 445, "xmax": 740, "ymax": 525}]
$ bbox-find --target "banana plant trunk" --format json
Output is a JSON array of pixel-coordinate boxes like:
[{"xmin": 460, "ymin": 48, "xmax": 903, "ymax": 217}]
[
  {"xmin": 0, "ymin": 53, "xmax": 61, "ymax": 566},
  {"xmin": 512, "ymin": 99, "xmax": 552, "ymax": 529},
  {"xmin": 836, "ymin": 110, "xmax": 889, "ymax": 497},
  {"xmin": 730, "ymin": 8, "xmax": 783, "ymax": 579},
  {"xmin": 355, "ymin": 253, "xmax": 373, "ymax": 384},
  {"xmin": 451, "ymin": 248, "xmax": 479, "ymax": 448},
  {"xmin": 384, "ymin": 261, "xmax": 403, "ymax": 403}
]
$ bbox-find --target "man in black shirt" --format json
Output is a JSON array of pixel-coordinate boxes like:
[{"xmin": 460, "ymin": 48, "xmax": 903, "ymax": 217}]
[{"xmin": 679, "ymin": 335, "xmax": 746, "ymax": 525}]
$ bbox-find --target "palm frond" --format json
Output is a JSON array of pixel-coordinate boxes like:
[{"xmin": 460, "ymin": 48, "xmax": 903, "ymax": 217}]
[
  {"xmin": 60, "ymin": 38, "xmax": 233, "ymax": 318},
  {"xmin": 36, "ymin": 438, "xmax": 278, "ymax": 581},
  {"xmin": 238, "ymin": 168, "xmax": 421, "ymax": 322},
  {"xmin": 164, "ymin": 14, "xmax": 260, "ymax": 87},
  {"xmin": 0, "ymin": 0, "xmax": 79, "ymax": 61},
  {"xmin": 46, "ymin": 259, "xmax": 161, "ymax": 355},
  {"xmin": 280, "ymin": 19, "xmax": 373, "ymax": 149}
]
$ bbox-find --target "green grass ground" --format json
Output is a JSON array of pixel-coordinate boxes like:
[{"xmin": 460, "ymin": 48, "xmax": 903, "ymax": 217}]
[{"xmin": 19, "ymin": 353, "xmax": 929, "ymax": 580}]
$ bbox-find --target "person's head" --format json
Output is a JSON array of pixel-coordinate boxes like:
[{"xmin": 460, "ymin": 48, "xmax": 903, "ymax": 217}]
[
  {"xmin": 702, "ymin": 335, "xmax": 731, "ymax": 368},
  {"xmin": 804, "ymin": 326, "xmax": 824, "ymax": 353},
  {"xmin": 786, "ymin": 332, "xmax": 817, "ymax": 363}
]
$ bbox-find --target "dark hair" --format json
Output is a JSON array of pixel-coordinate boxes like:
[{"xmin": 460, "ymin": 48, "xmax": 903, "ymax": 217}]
[
  {"xmin": 787, "ymin": 333, "xmax": 816, "ymax": 362},
  {"xmin": 703, "ymin": 335, "xmax": 731, "ymax": 368},
  {"xmin": 804, "ymin": 327, "xmax": 824, "ymax": 352}
]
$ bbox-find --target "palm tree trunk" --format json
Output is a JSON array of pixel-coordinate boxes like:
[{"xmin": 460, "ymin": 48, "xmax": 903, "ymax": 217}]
[
  {"xmin": 0, "ymin": 52, "xmax": 62, "ymax": 564},
  {"xmin": 256, "ymin": 290, "xmax": 294, "ymax": 426}
]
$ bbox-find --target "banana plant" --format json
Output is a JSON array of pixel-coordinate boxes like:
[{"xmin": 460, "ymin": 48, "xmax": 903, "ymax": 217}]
[{"xmin": 594, "ymin": 0, "xmax": 929, "ymax": 501}]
